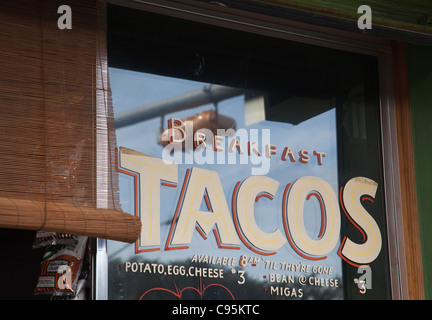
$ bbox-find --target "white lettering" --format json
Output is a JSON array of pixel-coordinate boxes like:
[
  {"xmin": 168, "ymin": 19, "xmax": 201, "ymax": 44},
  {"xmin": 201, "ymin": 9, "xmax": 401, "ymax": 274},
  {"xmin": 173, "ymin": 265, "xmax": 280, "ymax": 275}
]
[
  {"xmin": 285, "ymin": 176, "xmax": 341, "ymax": 259},
  {"xmin": 339, "ymin": 177, "xmax": 382, "ymax": 265},
  {"xmin": 118, "ymin": 148, "xmax": 382, "ymax": 266},
  {"xmin": 171, "ymin": 167, "xmax": 240, "ymax": 247},
  {"xmin": 119, "ymin": 147, "xmax": 178, "ymax": 247},
  {"xmin": 234, "ymin": 176, "xmax": 286, "ymax": 252}
]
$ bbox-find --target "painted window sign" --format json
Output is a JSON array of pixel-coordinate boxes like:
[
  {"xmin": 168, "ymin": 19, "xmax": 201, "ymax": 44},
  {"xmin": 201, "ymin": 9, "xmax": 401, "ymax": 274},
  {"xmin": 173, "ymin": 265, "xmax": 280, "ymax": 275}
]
[
  {"xmin": 117, "ymin": 145, "xmax": 380, "ymax": 264},
  {"xmin": 105, "ymin": 6, "xmax": 391, "ymax": 300}
]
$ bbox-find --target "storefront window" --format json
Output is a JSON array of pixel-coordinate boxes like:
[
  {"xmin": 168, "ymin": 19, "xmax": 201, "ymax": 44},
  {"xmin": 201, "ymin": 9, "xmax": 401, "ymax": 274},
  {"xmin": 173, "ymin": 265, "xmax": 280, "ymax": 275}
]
[{"xmin": 101, "ymin": 4, "xmax": 391, "ymax": 300}]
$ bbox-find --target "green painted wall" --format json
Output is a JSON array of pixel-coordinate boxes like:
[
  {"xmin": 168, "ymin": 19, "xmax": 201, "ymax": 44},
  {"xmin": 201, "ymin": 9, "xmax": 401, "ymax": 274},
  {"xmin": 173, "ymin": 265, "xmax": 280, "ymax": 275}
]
[
  {"xmin": 407, "ymin": 43, "xmax": 432, "ymax": 299},
  {"xmin": 251, "ymin": 0, "xmax": 432, "ymax": 35}
]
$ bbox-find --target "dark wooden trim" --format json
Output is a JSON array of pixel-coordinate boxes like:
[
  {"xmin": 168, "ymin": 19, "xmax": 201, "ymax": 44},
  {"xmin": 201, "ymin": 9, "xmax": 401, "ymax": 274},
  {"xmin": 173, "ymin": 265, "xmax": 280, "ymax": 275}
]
[{"xmin": 392, "ymin": 40, "xmax": 425, "ymax": 300}]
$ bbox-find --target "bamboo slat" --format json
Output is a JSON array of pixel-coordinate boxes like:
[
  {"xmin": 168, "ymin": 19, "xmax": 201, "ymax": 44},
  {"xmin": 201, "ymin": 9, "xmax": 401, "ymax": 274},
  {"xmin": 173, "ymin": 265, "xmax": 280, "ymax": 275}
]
[
  {"xmin": 0, "ymin": 196, "xmax": 141, "ymax": 243},
  {"xmin": 0, "ymin": 0, "xmax": 141, "ymax": 243}
]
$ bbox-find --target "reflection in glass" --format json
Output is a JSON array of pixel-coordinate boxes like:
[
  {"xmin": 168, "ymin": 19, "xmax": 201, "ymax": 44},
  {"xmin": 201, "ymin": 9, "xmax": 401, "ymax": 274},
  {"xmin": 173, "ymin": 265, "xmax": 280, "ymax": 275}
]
[{"xmin": 107, "ymin": 69, "xmax": 343, "ymax": 300}]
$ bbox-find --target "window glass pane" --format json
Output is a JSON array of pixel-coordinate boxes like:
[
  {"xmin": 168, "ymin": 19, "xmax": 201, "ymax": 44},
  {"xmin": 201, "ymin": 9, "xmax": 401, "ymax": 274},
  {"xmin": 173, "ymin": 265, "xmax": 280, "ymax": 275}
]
[{"xmin": 104, "ymin": 4, "xmax": 391, "ymax": 300}]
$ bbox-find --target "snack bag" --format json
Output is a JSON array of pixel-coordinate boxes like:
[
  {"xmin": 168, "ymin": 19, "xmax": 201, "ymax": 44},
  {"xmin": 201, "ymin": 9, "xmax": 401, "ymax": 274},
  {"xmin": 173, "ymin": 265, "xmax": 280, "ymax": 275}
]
[
  {"xmin": 33, "ymin": 231, "xmax": 78, "ymax": 249},
  {"xmin": 34, "ymin": 235, "xmax": 88, "ymax": 296},
  {"xmin": 32, "ymin": 231, "xmax": 58, "ymax": 249}
]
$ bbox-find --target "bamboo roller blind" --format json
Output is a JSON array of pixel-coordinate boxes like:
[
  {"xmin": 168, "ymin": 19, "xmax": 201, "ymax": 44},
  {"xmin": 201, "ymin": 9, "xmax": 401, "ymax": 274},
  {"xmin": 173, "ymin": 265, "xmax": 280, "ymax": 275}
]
[{"xmin": 0, "ymin": 0, "xmax": 141, "ymax": 243}]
